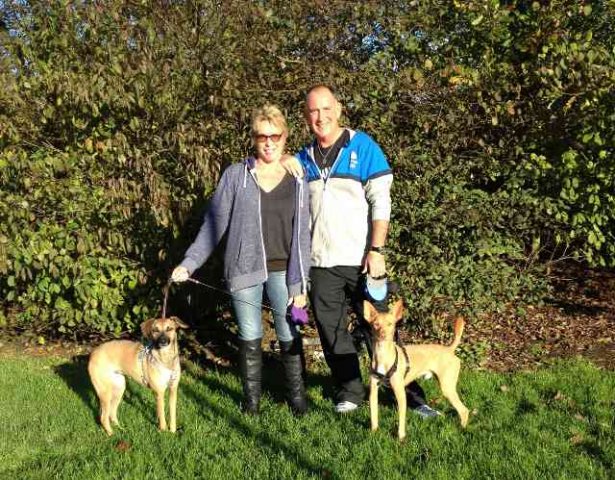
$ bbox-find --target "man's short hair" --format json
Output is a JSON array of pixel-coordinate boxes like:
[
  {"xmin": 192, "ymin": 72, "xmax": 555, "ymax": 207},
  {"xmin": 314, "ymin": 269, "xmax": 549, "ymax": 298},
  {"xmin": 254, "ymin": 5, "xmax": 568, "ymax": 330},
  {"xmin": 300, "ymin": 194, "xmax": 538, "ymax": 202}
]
[{"xmin": 306, "ymin": 84, "xmax": 339, "ymax": 100}]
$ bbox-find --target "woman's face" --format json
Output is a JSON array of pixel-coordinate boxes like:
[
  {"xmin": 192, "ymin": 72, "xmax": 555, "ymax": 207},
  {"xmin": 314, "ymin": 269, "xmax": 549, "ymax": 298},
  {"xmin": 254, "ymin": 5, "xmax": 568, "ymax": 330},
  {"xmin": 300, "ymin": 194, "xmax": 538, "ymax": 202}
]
[{"xmin": 253, "ymin": 120, "xmax": 286, "ymax": 163}]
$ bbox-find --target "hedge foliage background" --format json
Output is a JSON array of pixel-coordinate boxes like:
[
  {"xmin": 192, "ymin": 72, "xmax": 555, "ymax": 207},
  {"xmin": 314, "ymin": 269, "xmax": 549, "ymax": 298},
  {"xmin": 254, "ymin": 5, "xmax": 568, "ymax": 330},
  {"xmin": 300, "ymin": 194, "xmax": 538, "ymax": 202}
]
[{"xmin": 1, "ymin": 0, "xmax": 614, "ymax": 336}]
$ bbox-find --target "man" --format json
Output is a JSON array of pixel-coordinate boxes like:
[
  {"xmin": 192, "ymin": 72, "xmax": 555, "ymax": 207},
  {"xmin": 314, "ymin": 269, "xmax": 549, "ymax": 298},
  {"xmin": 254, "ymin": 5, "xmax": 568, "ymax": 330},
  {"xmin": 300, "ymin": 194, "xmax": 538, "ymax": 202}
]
[{"xmin": 290, "ymin": 85, "xmax": 439, "ymax": 416}]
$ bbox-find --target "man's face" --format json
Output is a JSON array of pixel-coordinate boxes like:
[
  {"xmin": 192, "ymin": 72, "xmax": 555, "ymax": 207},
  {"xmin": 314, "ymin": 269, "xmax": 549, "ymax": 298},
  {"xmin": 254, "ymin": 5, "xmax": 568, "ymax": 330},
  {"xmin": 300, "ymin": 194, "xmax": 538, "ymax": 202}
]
[{"xmin": 304, "ymin": 88, "xmax": 341, "ymax": 144}]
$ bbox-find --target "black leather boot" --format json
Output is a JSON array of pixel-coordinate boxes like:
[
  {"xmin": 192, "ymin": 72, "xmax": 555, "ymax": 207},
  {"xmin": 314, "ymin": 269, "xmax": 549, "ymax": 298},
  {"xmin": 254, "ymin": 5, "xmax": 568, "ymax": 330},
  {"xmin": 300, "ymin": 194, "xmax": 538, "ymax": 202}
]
[
  {"xmin": 280, "ymin": 338, "xmax": 308, "ymax": 416},
  {"xmin": 239, "ymin": 338, "xmax": 262, "ymax": 415}
]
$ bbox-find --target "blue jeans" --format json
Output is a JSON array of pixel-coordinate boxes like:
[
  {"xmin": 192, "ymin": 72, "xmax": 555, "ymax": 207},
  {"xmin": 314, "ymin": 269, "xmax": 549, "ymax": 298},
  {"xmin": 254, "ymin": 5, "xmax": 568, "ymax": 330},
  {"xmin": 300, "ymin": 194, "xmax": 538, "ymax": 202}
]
[{"xmin": 231, "ymin": 271, "xmax": 300, "ymax": 342}]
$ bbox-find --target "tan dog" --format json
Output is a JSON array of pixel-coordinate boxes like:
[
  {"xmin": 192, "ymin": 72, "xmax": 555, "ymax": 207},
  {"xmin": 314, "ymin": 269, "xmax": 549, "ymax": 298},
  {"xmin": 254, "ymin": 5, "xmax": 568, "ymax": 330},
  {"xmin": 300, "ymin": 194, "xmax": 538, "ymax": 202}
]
[
  {"xmin": 365, "ymin": 300, "xmax": 469, "ymax": 440},
  {"xmin": 88, "ymin": 316, "xmax": 187, "ymax": 435}
]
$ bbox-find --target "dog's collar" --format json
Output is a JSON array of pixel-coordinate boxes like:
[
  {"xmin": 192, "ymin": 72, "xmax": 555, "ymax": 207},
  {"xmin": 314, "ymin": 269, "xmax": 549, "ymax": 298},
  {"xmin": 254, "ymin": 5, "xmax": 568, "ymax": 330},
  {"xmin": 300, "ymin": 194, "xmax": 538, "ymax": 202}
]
[
  {"xmin": 138, "ymin": 343, "xmax": 154, "ymax": 386},
  {"xmin": 370, "ymin": 344, "xmax": 410, "ymax": 388},
  {"xmin": 138, "ymin": 343, "xmax": 179, "ymax": 387}
]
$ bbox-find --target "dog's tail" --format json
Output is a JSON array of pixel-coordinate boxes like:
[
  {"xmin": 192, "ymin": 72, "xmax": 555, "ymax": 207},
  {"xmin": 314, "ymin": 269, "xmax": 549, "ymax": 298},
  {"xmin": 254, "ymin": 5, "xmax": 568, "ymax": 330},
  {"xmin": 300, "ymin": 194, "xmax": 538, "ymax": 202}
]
[{"xmin": 449, "ymin": 317, "xmax": 465, "ymax": 351}]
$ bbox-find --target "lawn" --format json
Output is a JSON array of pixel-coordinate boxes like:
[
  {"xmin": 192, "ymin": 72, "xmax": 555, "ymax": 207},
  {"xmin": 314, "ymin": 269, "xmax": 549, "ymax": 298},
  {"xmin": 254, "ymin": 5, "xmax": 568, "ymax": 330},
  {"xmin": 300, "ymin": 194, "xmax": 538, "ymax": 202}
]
[{"xmin": 0, "ymin": 353, "xmax": 613, "ymax": 480}]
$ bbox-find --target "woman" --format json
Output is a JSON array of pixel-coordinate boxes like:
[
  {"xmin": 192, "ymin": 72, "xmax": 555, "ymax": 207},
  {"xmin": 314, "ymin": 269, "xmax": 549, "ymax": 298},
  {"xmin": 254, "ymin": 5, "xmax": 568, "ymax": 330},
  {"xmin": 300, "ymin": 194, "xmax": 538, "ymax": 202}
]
[{"xmin": 171, "ymin": 105, "xmax": 310, "ymax": 416}]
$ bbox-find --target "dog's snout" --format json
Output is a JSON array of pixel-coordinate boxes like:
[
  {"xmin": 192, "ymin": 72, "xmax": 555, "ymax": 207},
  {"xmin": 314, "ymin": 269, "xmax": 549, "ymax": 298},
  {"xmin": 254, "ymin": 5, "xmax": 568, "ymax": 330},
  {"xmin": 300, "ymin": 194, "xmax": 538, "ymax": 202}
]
[{"xmin": 156, "ymin": 335, "xmax": 170, "ymax": 347}]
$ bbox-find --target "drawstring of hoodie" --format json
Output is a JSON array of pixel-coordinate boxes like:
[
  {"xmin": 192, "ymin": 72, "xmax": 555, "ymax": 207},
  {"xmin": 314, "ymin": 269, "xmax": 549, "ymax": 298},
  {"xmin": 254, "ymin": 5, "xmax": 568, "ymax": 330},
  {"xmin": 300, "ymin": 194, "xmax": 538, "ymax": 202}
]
[{"xmin": 296, "ymin": 177, "xmax": 307, "ymax": 293}]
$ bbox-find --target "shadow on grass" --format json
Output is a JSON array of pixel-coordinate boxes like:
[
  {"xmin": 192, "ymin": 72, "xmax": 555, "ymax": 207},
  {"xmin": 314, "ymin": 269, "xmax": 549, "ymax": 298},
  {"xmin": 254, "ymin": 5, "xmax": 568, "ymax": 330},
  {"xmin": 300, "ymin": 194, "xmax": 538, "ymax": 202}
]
[
  {"xmin": 52, "ymin": 350, "xmax": 196, "ymax": 430},
  {"xmin": 185, "ymin": 347, "xmax": 337, "ymax": 407},
  {"xmin": 52, "ymin": 353, "xmax": 156, "ymax": 426},
  {"xmin": 53, "ymin": 354, "xmax": 98, "ymax": 421},
  {"xmin": 51, "ymin": 344, "xmax": 337, "ymax": 440},
  {"xmin": 577, "ymin": 440, "xmax": 612, "ymax": 470},
  {"xmin": 182, "ymin": 368, "xmax": 344, "ymax": 480},
  {"xmin": 515, "ymin": 397, "xmax": 539, "ymax": 415}
]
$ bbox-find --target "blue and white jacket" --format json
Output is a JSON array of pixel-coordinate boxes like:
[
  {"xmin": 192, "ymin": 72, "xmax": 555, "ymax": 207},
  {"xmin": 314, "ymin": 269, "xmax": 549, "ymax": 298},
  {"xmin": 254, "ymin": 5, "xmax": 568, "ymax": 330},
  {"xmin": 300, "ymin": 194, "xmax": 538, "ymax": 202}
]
[
  {"xmin": 296, "ymin": 129, "xmax": 393, "ymax": 268},
  {"xmin": 179, "ymin": 157, "xmax": 310, "ymax": 297}
]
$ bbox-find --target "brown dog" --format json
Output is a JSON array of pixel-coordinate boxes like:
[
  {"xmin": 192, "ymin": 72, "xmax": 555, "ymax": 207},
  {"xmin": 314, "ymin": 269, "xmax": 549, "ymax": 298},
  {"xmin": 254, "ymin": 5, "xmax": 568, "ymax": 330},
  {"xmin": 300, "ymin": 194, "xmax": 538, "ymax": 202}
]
[
  {"xmin": 88, "ymin": 316, "xmax": 188, "ymax": 435},
  {"xmin": 365, "ymin": 300, "xmax": 469, "ymax": 440}
]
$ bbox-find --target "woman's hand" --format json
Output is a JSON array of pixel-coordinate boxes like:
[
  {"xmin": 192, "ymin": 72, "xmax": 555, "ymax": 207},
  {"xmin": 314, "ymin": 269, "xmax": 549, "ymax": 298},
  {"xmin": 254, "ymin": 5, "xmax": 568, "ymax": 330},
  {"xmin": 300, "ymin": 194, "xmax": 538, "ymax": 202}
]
[
  {"xmin": 171, "ymin": 266, "xmax": 190, "ymax": 283},
  {"xmin": 292, "ymin": 294, "xmax": 307, "ymax": 308}
]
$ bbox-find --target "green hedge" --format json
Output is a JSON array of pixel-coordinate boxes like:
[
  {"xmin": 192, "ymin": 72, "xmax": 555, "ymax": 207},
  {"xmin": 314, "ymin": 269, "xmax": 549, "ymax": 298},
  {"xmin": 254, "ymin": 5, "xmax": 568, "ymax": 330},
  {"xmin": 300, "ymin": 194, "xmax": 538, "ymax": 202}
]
[{"xmin": 1, "ymin": 1, "xmax": 613, "ymax": 335}]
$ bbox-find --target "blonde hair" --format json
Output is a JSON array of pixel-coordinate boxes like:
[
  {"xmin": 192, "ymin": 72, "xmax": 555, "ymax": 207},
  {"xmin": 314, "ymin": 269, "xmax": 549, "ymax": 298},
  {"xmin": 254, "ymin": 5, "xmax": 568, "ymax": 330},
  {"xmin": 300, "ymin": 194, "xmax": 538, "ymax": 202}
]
[{"xmin": 251, "ymin": 104, "xmax": 288, "ymax": 137}]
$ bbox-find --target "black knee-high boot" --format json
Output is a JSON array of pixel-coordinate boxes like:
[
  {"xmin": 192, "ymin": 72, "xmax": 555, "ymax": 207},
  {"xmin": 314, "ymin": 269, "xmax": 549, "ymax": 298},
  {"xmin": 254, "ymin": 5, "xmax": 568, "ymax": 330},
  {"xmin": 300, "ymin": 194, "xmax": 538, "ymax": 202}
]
[
  {"xmin": 279, "ymin": 338, "xmax": 308, "ymax": 416},
  {"xmin": 239, "ymin": 338, "xmax": 262, "ymax": 414}
]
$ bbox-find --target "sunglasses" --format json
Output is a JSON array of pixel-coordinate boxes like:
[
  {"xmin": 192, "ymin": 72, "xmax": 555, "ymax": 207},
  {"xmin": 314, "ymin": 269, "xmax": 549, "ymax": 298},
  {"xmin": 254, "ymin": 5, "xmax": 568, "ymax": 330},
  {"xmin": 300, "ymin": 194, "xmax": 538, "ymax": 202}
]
[{"xmin": 254, "ymin": 133, "xmax": 283, "ymax": 143}]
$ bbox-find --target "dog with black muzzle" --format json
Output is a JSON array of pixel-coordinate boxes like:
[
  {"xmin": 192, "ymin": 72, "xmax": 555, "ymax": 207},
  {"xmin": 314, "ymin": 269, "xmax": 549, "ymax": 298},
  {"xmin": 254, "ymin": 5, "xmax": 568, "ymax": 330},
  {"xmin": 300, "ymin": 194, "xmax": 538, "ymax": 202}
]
[{"xmin": 88, "ymin": 316, "xmax": 188, "ymax": 435}]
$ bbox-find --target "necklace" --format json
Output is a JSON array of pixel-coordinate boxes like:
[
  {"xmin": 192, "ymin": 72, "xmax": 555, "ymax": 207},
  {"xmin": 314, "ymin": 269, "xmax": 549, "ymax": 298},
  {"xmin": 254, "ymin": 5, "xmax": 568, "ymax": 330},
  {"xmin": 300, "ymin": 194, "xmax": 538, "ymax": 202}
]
[
  {"xmin": 316, "ymin": 132, "xmax": 343, "ymax": 167},
  {"xmin": 316, "ymin": 142, "xmax": 334, "ymax": 167}
]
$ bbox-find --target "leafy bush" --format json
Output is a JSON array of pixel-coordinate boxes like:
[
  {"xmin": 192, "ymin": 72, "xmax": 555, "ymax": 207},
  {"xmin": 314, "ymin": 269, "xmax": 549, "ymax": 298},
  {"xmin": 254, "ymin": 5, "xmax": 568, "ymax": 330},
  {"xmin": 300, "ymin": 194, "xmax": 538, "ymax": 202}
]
[{"xmin": 1, "ymin": 0, "xmax": 613, "ymax": 335}]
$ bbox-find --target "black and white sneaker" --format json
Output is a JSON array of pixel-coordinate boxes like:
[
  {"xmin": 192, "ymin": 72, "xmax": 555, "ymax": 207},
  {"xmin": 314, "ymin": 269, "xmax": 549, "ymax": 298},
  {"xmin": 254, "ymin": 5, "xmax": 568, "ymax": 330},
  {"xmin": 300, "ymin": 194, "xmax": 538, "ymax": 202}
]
[
  {"xmin": 335, "ymin": 401, "xmax": 359, "ymax": 413},
  {"xmin": 413, "ymin": 404, "xmax": 442, "ymax": 419}
]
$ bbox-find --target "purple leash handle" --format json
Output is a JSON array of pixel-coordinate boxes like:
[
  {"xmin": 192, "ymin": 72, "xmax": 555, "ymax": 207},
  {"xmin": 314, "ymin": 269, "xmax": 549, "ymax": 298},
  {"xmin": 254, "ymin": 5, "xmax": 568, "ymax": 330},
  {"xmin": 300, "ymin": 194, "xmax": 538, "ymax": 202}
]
[{"xmin": 290, "ymin": 305, "xmax": 309, "ymax": 326}]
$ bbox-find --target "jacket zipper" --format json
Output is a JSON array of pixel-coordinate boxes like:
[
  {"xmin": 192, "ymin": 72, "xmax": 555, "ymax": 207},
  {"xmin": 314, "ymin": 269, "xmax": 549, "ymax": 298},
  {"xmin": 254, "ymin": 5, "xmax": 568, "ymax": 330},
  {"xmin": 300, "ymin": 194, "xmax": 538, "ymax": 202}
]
[{"xmin": 308, "ymin": 141, "xmax": 346, "ymax": 267}]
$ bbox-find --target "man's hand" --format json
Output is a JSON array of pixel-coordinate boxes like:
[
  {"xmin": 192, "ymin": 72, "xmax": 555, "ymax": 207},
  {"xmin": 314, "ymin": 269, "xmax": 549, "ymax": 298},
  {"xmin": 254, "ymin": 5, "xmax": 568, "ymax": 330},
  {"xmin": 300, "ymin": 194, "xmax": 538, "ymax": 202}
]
[
  {"xmin": 280, "ymin": 154, "xmax": 304, "ymax": 178},
  {"xmin": 171, "ymin": 266, "xmax": 190, "ymax": 283},
  {"xmin": 362, "ymin": 251, "xmax": 386, "ymax": 278}
]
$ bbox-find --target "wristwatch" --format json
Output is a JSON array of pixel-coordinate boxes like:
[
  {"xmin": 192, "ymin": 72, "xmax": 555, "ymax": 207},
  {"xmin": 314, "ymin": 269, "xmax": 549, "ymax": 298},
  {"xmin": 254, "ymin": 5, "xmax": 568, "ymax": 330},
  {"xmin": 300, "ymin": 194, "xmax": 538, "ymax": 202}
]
[{"xmin": 369, "ymin": 246, "xmax": 385, "ymax": 254}]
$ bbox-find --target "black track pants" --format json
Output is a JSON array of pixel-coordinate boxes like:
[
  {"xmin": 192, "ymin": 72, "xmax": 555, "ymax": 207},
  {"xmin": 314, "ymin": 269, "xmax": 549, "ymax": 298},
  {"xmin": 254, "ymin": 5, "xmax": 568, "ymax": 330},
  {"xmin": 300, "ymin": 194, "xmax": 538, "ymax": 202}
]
[{"xmin": 310, "ymin": 266, "xmax": 366, "ymax": 404}]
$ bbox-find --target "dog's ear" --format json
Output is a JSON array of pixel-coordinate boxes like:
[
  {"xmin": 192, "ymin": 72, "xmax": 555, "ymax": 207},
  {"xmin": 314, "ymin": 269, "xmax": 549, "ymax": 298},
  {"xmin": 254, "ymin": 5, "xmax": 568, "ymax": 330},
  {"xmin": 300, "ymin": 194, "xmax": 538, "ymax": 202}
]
[
  {"xmin": 171, "ymin": 316, "xmax": 189, "ymax": 329},
  {"xmin": 392, "ymin": 299, "xmax": 404, "ymax": 322},
  {"xmin": 140, "ymin": 319, "xmax": 155, "ymax": 338},
  {"xmin": 363, "ymin": 300, "xmax": 379, "ymax": 323}
]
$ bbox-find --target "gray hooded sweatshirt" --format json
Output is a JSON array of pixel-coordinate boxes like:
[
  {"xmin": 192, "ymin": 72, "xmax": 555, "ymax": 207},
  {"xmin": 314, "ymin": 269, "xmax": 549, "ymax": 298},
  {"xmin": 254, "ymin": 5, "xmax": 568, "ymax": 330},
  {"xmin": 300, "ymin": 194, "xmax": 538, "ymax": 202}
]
[{"xmin": 179, "ymin": 157, "xmax": 310, "ymax": 297}]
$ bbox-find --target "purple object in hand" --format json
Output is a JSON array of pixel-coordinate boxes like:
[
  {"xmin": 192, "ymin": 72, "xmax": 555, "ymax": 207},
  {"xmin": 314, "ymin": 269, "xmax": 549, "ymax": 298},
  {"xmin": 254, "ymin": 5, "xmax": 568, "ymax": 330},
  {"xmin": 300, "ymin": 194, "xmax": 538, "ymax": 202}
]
[{"xmin": 290, "ymin": 305, "xmax": 309, "ymax": 326}]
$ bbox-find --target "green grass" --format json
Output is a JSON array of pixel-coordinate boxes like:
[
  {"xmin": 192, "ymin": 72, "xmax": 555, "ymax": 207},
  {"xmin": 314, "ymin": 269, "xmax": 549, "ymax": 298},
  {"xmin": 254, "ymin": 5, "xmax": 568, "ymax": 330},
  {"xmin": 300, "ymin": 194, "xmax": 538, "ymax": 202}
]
[{"xmin": 0, "ymin": 353, "xmax": 613, "ymax": 480}]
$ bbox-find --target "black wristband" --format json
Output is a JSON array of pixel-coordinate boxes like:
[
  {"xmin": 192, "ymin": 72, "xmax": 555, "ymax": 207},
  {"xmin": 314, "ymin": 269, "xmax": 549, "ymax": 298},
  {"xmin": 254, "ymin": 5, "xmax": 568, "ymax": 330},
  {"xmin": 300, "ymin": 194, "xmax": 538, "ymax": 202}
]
[{"xmin": 369, "ymin": 246, "xmax": 385, "ymax": 254}]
